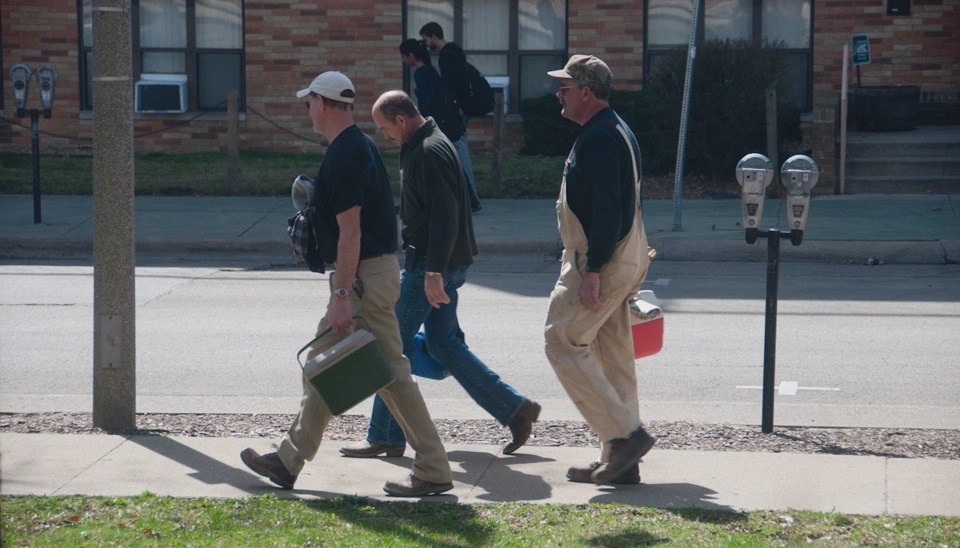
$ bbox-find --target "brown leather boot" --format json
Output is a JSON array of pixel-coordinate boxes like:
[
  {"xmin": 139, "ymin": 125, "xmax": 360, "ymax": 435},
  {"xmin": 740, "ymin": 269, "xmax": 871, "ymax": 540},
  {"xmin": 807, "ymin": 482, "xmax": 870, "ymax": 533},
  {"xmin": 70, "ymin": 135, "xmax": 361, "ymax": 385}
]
[
  {"xmin": 383, "ymin": 474, "xmax": 454, "ymax": 497},
  {"xmin": 339, "ymin": 440, "xmax": 406, "ymax": 458},
  {"xmin": 566, "ymin": 461, "xmax": 641, "ymax": 484},
  {"xmin": 240, "ymin": 448, "xmax": 297, "ymax": 489},
  {"xmin": 591, "ymin": 426, "xmax": 656, "ymax": 484},
  {"xmin": 503, "ymin": 400, "xmax": 541, "ymax": 455}
]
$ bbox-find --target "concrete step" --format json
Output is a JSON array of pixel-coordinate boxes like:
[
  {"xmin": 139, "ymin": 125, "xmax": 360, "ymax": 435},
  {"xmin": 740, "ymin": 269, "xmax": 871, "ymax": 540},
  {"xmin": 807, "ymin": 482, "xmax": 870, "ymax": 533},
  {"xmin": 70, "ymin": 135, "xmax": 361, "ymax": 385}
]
[
  {"xmin": 841, "ymin": 175, "xmax": 960, "ymax": 194},
  {"xmin": 846, "ymin": 141, "xmax": 960, "ymax": 159},
  {"xmin": 845, "ymin": 157, "xmax": 960, "ymax": 177}
]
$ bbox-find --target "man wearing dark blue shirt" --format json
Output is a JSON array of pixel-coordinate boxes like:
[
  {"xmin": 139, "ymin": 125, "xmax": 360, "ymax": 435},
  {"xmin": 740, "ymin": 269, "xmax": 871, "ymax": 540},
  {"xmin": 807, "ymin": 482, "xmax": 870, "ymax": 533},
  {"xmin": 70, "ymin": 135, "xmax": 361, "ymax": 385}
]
[
  {"xmin": 240, "ymin": 71, "xmax": 454, "ymax": 497},
  {"xmin": 544, "ymin": 55, "xmax": 657, "ymax": 486}
]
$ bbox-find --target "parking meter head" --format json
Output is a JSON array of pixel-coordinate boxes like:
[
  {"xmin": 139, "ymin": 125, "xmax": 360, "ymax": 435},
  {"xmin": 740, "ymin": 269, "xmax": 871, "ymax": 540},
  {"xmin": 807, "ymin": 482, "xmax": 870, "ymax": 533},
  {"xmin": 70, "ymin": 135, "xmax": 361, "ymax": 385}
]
[
  {"xmin": 780, "ymin": 155, "xmax": 819, "ymax": 233},
  {"xmin": 9, "ymin": 64, "xmax": 32, "ymax": 117},
  {"xmin": 36, "ymin": 66, "xmax": 58, "ymax": 118},
  {"xmin": 735, "ymin": 154, "xmax": 774, "ymax": 236}
]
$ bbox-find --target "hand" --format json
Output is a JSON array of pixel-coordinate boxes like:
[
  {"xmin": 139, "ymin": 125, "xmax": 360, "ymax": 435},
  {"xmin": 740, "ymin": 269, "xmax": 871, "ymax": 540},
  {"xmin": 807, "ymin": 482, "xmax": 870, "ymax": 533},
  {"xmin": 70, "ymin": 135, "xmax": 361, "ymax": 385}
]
[
  {"xmin": 425, "ymin": 274, "xmax": 451, "ymax": 309},
  {"xmin": 328, "ymin": 295, "xmax": 354, "ymax": 332},
  {"xmin": 580, "ymin": 271, "xmax": 603, "ymax": 309}
]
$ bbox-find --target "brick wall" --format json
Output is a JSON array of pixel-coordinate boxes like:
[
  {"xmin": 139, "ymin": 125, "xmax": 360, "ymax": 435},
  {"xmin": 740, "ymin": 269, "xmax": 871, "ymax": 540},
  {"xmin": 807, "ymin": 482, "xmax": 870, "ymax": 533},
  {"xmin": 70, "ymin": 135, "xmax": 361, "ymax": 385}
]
[
  {"xmin": 809, "ymin": 0, "xmax": 960, "ymax": 187},
  {"xmin": 0, "ymin": 1, "xmax": 530, "ymax": 157},
  {"xmin": 567, "ymin": 2, "xmax": 645, "ymax": 88}
]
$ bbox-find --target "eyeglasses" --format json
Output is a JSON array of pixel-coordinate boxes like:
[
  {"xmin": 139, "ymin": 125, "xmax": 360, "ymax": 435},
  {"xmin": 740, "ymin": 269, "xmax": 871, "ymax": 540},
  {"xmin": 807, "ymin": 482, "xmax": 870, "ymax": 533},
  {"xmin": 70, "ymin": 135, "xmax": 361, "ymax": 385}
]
[
  {"xmin": 304, "ymin": 100, "xmax": 311, "ymax": 109},
  {"xmin": 557, "ymin": 85, "xmax": 580, "ymax": 94}
]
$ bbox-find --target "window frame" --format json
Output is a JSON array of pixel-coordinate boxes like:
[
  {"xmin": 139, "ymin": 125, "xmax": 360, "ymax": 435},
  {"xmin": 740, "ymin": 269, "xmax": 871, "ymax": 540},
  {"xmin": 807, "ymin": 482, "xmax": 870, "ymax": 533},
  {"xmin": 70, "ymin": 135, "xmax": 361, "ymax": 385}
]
[
  {"xmin": 77, "ymin": 0, "xmax": 246, "ymax": 113},
  {"xmin": 402, "ymin": 0, "xmax": 568, "ymax": 115},
  {"xmin": 643, "ymin": 0, "xmax": 813, "ymax": 111}
]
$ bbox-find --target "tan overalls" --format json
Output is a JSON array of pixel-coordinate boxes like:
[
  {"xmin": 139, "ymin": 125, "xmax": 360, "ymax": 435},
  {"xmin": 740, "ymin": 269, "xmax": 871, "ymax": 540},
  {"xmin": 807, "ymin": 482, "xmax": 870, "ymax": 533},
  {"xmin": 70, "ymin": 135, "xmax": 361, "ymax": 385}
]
[{"xmin": 544, "ymin": 125, "xmax": 651, "ymax": 455}]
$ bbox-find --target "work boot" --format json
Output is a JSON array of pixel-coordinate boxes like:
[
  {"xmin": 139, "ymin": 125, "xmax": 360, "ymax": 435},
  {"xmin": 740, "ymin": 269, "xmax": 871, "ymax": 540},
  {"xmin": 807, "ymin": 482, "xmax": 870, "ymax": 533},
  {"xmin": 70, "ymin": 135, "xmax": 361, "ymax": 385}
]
[
  {"xmin": 503, "ymin": 400, "xmax": 541, "ymax": 455},
  {"xmin": 240, "ymin": 448, "xmax": 297, "ymax": 489},
  {"xmin": 591, "ymin": 426, "xmax": 656, "ymax": 485},
  {"xmin": 339, "ymin": 440, "xmax": 406, "ymax": 458},
  {"xmin": 383, "ymin": 474, "xmax": 454, "ymax": 497},
  {"xmin": 566, "ymin": 461, "xmax": 641, "ymax": 484}
]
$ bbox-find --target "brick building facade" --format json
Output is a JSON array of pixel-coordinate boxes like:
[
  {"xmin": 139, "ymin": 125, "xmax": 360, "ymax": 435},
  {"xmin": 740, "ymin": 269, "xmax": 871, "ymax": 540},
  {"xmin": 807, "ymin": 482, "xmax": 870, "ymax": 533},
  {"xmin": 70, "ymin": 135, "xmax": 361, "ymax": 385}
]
[{"xmin": 2, "ymin": 0, "xmax": 958, "ymax": 188}]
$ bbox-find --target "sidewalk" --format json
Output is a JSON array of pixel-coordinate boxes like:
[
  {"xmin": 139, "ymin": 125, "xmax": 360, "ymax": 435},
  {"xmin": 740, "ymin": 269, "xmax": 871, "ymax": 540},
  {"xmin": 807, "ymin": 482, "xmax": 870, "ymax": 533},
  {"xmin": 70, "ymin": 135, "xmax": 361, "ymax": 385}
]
[
  {"xmin": 2, "ymin": 433, "xmax": 958, "ymax": 515},
  {"xmin": 1, "ymin": 194, "xmax": 958, "ymax": 263}
]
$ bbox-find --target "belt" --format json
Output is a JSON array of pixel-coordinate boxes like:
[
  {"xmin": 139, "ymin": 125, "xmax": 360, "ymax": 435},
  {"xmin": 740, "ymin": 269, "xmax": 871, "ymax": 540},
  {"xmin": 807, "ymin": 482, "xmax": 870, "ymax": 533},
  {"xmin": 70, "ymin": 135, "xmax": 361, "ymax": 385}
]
[{"xmin": 359, "ymin": 253, "xmax": 392, "ymax": 263}]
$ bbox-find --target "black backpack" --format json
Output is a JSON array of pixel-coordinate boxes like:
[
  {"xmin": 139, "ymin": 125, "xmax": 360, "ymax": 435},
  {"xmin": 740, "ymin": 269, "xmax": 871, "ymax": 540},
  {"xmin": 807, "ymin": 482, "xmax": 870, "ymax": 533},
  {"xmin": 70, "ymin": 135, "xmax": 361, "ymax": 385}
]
[
  {"xmin": 458, "ymin": 60, "xmax": 495, "ymax": 117},
  {"xmin": 422, "ymin": 68, "xmax": 465, "ymax": 141}
]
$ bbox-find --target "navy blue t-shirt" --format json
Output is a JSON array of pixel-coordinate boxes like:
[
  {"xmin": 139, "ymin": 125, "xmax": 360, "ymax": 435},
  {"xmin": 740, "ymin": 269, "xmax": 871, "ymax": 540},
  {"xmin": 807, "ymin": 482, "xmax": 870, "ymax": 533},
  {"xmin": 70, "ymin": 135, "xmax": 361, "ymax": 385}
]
[{"xmin": 314, "ymin": 125, "xmax": 397, "ymax": 260}]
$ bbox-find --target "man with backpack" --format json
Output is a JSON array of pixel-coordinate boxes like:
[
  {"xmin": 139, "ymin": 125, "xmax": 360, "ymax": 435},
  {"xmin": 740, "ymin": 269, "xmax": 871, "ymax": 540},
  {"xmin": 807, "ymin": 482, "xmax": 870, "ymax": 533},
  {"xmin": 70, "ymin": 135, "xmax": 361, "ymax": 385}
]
[{"xmin": 420, "ymin": 21, "xmax": 491, "ymax": 213}]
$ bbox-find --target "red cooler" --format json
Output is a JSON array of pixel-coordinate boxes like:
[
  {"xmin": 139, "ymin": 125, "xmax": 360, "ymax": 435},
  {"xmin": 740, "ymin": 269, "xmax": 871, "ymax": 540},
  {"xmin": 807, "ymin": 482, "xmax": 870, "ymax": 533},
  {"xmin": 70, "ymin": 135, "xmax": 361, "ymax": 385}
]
[{"xmin": 630, "ymin": 290, "xmax": 663, "ymax": 359}]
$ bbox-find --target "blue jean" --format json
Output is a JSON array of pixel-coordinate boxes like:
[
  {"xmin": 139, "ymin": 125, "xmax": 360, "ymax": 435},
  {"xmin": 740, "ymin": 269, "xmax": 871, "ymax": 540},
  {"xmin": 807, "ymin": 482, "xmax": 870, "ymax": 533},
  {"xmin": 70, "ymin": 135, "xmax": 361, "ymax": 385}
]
[
  {"xmin": 452, "ymin": 134, "xmax": 481, "ymax": 209},
  {"xmin": 366, "ymin": 260, "xmax": 526, "ymax": 447}
]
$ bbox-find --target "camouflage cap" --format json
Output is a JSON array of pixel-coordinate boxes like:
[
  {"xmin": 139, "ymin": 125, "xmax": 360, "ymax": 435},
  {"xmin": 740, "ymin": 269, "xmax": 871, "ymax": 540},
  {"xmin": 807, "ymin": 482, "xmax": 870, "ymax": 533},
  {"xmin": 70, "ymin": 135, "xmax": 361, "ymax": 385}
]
[{"xmin": 547, "ymin": 55, "xmax": 612, "ymax": 86}]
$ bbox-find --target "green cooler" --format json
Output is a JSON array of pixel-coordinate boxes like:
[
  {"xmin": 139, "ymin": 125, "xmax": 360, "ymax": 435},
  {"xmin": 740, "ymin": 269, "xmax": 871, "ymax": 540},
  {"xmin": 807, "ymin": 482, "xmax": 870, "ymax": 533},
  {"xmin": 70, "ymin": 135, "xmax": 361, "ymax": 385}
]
[{"xmin": 299, "ymin": 326, "xmax": 396, "ymax": 416}]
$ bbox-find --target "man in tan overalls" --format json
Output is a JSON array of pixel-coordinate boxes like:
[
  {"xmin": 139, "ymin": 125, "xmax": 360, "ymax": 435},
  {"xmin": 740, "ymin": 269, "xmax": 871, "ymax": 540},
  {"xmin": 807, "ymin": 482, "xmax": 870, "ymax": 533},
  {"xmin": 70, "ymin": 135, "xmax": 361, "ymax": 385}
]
[{"xmin": 544, "ymin": 55, "xmax": 657, "ymax": 485}]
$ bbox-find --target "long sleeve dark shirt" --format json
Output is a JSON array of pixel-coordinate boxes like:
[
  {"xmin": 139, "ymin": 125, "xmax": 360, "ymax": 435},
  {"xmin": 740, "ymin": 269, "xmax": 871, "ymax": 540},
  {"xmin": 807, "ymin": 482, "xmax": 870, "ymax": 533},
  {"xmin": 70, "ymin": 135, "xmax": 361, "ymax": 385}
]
[
  {"xmin": 565, "ymin": 108, "xmax": 641, "ymax": 270},
  {"xmin": 398, "ymin": 118, "xmax": 478, "ymax": 272}
]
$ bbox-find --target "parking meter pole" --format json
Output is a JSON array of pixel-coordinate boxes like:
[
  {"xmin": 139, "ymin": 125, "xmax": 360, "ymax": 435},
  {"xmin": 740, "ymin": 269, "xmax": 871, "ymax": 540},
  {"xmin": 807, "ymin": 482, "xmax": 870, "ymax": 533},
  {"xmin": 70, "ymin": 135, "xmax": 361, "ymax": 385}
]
[
  {"xmin": 761, "ymin": 229, "xmax": 782, "ymax": 433},
  {"xmin": 31, "ymin": 109, "xmax": 42, "ymax": 224}
]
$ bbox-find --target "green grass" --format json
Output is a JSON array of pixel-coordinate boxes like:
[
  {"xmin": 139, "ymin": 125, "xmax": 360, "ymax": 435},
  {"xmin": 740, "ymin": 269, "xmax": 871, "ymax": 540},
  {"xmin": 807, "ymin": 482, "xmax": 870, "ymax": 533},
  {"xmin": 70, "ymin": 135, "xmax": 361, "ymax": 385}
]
[
  {"xmin": 3, "ymin": 493, "xmax": 958, "ymax": 547},
  {"xmin": 0, "ymin": 152, "xmax": 566, "ymax": 199}
]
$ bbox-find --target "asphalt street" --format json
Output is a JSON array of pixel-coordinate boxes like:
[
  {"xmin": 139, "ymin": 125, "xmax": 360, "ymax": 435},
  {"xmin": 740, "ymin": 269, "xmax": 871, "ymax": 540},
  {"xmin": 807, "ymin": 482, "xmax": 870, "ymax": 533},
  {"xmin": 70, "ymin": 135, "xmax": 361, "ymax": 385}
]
[{"xmin": 3, "ymin": 253, "xmax": 958, "ymax": 429}]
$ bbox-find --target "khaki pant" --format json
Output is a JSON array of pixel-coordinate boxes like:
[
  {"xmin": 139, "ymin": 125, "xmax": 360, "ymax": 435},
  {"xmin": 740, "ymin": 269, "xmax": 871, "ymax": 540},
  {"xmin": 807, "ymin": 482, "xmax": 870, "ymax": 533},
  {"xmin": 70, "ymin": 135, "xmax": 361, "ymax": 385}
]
[
  {"xmin": 278, "ymin": 254, "xmax": 452, "ymax": 484},
  {"xmin": 545, "ymin": 250, "xmax": 647, "ymax": 445}
]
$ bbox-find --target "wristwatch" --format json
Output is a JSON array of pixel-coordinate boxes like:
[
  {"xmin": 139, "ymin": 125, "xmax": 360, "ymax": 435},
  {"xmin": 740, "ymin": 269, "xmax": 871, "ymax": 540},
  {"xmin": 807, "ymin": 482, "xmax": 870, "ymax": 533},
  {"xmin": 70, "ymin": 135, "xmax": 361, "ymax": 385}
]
[{"xmin": 332, "ymin": 287, "xmax": 351, "ymax": 298}]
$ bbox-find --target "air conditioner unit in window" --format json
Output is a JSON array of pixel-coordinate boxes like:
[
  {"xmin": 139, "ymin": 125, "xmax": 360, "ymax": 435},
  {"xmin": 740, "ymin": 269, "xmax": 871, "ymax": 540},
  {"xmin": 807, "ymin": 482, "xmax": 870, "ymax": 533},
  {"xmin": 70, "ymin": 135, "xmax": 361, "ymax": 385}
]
[{"xmin": 135, "ymin": 74, "xmax": 188, "ymax": 113}]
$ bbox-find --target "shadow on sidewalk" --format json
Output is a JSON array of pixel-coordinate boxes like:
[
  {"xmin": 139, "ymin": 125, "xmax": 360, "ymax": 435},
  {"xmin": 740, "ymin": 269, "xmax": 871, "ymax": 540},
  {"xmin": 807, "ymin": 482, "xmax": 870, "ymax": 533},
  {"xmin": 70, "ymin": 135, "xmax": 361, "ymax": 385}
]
[
  {"xmin": 590, "ymin": 482, "xmax": 738, "ymax": 513},
  {"xmin": 126, "ymin": 434, "xmax": 268, "ymax": 495}
]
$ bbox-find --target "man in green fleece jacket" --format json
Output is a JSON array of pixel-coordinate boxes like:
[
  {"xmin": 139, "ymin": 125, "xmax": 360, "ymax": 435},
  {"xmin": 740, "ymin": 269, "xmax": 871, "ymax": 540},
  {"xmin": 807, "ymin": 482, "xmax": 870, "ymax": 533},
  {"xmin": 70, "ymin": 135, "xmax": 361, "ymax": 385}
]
[{"xmin": 340, "ymin": 90, "xmax": 541, "ymax": 460}]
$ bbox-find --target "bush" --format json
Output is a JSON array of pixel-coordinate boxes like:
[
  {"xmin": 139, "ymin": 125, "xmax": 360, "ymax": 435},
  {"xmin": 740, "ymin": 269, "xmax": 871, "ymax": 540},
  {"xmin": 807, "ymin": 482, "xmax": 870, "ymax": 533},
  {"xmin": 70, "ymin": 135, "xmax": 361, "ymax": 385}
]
[
  {"xmin": 646, "ymin": 38, "xmax": 802, "ymax": 180},
  {"xmin": 520, "ymin": 39, "xmax": 802, "ymax": 181},
  {"xmin": 519, "ymin": 90, "xmax": 667, "ymax": 167}
]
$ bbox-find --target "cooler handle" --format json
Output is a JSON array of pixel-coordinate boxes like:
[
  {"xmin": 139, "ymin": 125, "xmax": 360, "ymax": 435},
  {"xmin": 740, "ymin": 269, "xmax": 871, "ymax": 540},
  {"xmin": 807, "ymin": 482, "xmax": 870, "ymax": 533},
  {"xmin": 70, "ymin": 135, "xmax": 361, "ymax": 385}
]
[{"xmin": 297, "ymin": 315, "xmax": 372, "ymax": 370}]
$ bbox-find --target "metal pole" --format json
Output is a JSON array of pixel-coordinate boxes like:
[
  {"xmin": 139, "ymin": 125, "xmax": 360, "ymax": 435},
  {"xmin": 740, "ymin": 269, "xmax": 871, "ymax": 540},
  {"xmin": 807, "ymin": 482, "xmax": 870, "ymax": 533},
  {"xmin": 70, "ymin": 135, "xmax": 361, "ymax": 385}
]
[
  {"xmin": 761, "ymin": 229, "xmax": 781, "ymax": 433},
  {"xmin": 839, "ymin": 45, "xmax": 849, "ymax": 195},
  {"xmin": 765, "ymin": 85, "xmax": 779, "ymax": 199},
  {"xmin": 672, "ymin": 0, "xmax": 701, "ymax": 231},
  {"xmin": 31, "ymin": 109, "xmax": 41, "ymax": 224}
]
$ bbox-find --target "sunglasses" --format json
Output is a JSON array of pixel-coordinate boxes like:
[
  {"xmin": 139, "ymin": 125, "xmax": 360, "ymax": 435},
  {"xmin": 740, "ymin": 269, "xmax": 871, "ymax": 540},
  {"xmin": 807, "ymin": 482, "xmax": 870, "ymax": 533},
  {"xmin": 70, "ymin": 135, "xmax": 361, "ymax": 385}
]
[{"xmin": 557, "ymin": 85, "xmax": 580, "ymax": 94}]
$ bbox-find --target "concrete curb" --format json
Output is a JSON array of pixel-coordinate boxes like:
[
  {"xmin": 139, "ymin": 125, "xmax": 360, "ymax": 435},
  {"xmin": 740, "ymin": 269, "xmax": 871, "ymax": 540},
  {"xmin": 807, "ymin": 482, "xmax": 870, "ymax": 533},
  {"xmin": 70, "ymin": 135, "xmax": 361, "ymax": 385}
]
[{"xmin": 3, "ymin": 236, "xmax": 956, "ymax": 265}]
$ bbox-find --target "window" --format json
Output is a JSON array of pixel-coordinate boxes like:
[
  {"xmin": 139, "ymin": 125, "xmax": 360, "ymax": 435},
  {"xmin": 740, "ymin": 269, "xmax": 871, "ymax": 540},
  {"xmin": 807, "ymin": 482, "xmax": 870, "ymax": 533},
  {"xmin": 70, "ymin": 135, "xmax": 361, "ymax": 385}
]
[
  {"xmin": 645, "ymin": 0, "xmax": 812, "ymax": 110},
  {"xmin": 79, "ymin": 0, "xmax": 244, "ymax": 112},
  {"xmin": 405, "ymin": 0, "xmax": 567, "ymax": 114}
]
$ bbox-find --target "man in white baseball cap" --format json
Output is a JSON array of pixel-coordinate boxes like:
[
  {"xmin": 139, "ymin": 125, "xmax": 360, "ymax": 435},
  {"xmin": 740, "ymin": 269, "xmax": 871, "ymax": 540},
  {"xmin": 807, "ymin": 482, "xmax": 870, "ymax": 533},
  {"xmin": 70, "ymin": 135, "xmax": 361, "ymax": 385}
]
[
  {"xmin": 241, "ymin": 70, "xmax": 455, "ymax": 497},
  {"xmin": 295, "ymin": 70, "xmax": 357, "ymax": 106}
]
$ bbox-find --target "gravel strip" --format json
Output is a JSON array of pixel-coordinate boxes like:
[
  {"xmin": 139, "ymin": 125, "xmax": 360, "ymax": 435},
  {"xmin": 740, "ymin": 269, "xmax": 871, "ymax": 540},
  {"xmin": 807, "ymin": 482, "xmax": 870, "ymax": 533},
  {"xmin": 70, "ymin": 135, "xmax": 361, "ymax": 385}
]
[{"xmin": 2, "ymin": 412, "xmax": 957, "ymax": 460}]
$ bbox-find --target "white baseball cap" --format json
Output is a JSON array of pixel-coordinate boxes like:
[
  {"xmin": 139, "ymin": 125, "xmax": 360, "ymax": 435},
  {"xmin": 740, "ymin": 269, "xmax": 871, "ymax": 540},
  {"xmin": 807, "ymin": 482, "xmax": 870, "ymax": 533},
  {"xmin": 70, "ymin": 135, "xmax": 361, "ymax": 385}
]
[{"xmin": 296, "ymin": 71, "xmax": 356, "ymax": 104}]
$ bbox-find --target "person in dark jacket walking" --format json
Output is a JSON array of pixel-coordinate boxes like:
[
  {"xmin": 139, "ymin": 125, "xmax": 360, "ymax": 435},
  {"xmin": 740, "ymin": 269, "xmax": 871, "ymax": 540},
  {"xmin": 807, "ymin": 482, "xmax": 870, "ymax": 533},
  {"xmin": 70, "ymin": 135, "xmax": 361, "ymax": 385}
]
[
  {"xmin": 419, "ymin": 22, "xmax": 482, "ymax": 212},
  {"xmin": 340, "ymin": 90, "xmax": 540, "ymax": 460}
]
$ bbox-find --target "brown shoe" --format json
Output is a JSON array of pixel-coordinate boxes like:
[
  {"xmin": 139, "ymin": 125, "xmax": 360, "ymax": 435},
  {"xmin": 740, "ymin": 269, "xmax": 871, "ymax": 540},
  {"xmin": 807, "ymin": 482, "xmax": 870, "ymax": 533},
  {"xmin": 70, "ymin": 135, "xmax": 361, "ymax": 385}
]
[
  {"xmin": 339, "ymin": 440, "xmax": 406, "ymax": 458},
  {"xmin": 591, "ymin": 426, "xmax": 656, "ymax": 485},
  {"xmin": 383, "ymin": 474, "xmax": 454, "ymax": 497},
  {"xmin": 240, "ymin": 448, "xmax": 296, "ymax": 489},
  {"xmin": 503, "ymin": 400, "xmax": 541, "ymax": 455},
  {"xmin": 566, "ymin": 461, "xmax": 641, "ymax": 484}
]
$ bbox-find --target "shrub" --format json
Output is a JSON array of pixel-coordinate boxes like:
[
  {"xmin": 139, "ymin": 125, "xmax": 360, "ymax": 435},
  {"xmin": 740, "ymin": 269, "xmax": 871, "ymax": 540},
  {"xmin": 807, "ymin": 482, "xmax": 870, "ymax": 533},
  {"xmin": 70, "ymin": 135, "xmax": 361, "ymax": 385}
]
[
  {"xmin": 646, "ymin": 38, "xmax": 803, "ymax": 180},
  {"xmin": 520, "ymin": 39, "xmax": 803, "ymax": 182}
]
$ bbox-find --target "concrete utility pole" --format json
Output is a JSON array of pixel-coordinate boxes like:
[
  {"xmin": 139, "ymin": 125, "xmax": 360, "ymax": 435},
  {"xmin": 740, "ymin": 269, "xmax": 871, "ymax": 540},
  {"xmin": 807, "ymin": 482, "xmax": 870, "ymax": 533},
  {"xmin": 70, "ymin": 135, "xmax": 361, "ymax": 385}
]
[{"xmin": 92, "ymin": 0, "xmax": 136, "ymax": 430}]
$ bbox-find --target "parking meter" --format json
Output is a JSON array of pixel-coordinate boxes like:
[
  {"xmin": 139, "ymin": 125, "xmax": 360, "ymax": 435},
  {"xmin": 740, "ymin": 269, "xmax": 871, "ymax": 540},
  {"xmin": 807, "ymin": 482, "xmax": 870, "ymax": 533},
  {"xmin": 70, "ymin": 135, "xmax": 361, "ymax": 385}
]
[
  {"xmin": 735, "ymin": 153, "xmax": 775, "ymax": 244},
  {"xmin": 10, "ymin": 64, "xmax": 32, "ymax": 117},
  {"xmin": 36, "ymin": 66, "xmax": 58, "ymax": 119},
  {"xmin": 780, "ymin": 155, "xmax": 819, "ymax": 245}
]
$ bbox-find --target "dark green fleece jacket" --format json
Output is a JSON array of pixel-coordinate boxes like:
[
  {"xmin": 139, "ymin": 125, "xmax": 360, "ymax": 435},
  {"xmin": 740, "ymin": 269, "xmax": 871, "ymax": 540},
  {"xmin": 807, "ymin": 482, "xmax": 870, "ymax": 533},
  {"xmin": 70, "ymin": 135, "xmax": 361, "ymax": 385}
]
[{"xmin": 398, "ymin": 117, "xmax": 478, "ymax": 272}]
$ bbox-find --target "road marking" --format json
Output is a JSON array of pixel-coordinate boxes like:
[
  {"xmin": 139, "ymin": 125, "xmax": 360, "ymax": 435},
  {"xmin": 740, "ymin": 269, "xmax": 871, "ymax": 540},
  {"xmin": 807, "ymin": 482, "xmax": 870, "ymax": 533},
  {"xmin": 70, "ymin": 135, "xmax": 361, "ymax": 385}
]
[{"xmin": 736, "ymin": 381, "xmax": 840, "ymax": 396}]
